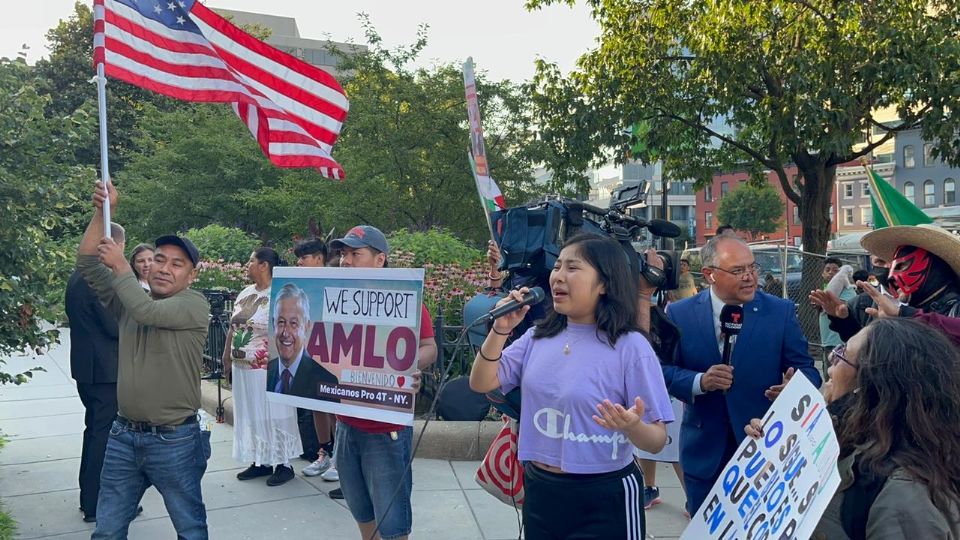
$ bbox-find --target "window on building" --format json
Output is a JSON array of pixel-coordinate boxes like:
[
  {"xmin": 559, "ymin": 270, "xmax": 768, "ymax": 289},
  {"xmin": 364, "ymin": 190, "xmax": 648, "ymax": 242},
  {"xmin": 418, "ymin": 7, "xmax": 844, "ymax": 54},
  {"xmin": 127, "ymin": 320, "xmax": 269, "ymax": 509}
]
[
  {"xmin": 861, "ymin": 182, "xmax": 870, "ymax": 197},
  {"xmin": 720, "ymin": 182, "xmax": 729, "ymax": 198},
  {"xmin": 924, "ymin": 180, "xmax": 936, "ymax": 206},
  {"xmin": 843, "ymin": 183, "xmax": 853, "ymax": 199},
  {"xmin": 705, "ymin": 212, "xmax": 714, "ymax": 229},
  {"xmin": 704, "ymin": 185, "xmax": 713, "ymax": 202},
  {"xmin": 904, "ymin": 182, "xmax": 915, "ymax": 203},
  {"xmin": 860, "ymin": 207, "xmax": 871, "ymax": 226},
  {"xmin": 843, "ymin": 208, "xmax": 854, "ymax": 225},
  {"xmin": 792, "ymin": 205, "xmax": 801, "ymax": 225},
  {"xmin": 946, "ymin": 178, "xmax": 956, "ymax": 205},
  {"xmin": 904, "ymin": 145, "xmax": 915, "ymax": 168},
  {"xmin": 924, "ymin": 143, "xmax": 935, "ymax": 167}
]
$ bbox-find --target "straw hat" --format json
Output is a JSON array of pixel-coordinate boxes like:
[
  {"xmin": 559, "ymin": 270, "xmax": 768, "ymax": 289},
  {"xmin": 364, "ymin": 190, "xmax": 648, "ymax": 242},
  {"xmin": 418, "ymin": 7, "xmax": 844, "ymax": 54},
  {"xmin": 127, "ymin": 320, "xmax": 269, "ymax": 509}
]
[{"xmin": 861, "ymin": 224, "xmax": 960, "ymax": 278}]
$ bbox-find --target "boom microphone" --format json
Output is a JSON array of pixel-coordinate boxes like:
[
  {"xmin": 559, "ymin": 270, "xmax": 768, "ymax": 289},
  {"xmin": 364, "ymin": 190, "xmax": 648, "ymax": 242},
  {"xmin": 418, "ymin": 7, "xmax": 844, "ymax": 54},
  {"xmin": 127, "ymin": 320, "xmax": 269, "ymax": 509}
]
[
  {"xmin": 648, "ymin": 218, "xmax": 682, "ymax": 238},
  {"xmin": 471, "ymin": 287, "xmax": 546, "ymax": 326}
]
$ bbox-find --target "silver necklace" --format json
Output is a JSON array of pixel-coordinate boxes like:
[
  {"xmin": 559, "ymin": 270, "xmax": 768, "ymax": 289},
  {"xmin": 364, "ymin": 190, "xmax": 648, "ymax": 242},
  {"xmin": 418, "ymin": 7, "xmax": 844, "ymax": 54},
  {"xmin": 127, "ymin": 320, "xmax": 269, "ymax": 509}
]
[{"xmin": 562, "ymin": 334, "xmax": 590, "ymax": 355}]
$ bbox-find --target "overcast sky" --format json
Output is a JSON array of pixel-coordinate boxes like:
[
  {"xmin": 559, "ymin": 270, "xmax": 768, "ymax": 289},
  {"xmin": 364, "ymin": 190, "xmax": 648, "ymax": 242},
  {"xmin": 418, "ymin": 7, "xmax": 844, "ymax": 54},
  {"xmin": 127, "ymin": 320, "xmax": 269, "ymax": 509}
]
[{"xmin": 2, "ymin": 0, "xmax": 599, "ymax": 82}]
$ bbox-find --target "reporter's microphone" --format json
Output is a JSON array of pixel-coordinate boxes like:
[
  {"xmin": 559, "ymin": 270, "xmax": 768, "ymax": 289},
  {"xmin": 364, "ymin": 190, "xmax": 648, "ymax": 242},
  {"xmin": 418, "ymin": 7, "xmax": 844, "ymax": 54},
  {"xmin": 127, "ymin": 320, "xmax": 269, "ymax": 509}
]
[
  {"xmin": 471, "ymin": 287, "xmax": 546, "ymax": 326},
  {"xmin": 719, "ymin": 304, "xmax": 744, "ymax": 366}
]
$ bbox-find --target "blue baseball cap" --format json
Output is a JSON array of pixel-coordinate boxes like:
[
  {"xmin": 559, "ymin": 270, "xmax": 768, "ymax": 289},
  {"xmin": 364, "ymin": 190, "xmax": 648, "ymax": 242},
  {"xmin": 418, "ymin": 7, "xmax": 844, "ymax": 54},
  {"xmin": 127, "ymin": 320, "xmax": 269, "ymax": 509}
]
[{"xmin": 330, "ymin": 225, "xmax": 389, "ymax": 255}]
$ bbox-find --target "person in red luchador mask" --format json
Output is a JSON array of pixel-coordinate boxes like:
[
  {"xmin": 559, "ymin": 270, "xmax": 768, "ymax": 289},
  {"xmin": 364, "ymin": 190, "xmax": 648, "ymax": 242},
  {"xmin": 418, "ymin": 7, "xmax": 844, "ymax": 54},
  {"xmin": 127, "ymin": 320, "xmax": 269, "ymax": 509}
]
[{"xmin": 811, "ymin": 225, "xmax": 960, "ymax": 344}]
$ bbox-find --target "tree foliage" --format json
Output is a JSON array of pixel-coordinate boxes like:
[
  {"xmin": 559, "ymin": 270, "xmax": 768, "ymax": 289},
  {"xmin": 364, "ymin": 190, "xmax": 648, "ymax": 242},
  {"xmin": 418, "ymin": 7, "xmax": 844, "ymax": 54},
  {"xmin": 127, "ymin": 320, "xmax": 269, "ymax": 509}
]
[
  {"xmin": 115, "ymin": 102, "xmax": 286, "ymax": 241},
  {"xmin": 33, "ymin": 1, "xmax": 180, "ymax": 172},
  {"xmin": 0, "ymin": 58, "xmax": 95, "ymax": 381},
  {"xmin": 528, "ymin": 0, "xmax": 960, "ymax": 334},
  {"xmin": 246, "ymin": 19, "xmax": 546, "ymax": 245},
  {"xmin": 183, "ymin": 224, "xmax": 261, "ymax": 265},
  {"xmin": 717, "ymin": 184, "xmax": 785, "ymax": 240}
]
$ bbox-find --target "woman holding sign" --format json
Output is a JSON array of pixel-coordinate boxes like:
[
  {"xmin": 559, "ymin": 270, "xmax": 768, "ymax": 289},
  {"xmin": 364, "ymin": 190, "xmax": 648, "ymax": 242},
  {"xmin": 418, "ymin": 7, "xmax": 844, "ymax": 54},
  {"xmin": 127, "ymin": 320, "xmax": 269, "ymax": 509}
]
[
  {"xmin": 746, "ymin": 318, "xmax": 960, "ymax": 539},
  {"xmin": 470, "ymin": 234, "xmax": 674, "ymax": 539}
]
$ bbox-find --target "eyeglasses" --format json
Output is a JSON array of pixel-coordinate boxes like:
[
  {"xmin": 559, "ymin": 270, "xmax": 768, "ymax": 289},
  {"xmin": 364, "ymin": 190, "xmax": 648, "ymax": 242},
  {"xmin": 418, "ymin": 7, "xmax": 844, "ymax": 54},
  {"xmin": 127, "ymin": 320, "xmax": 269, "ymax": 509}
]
[
  {"xmin": 708, "ymin": 263, "xmax": 762, "ymax": 279},
  {"xmin": 829, "ymin": 344, "xmax": 858, "ymax": 370}
]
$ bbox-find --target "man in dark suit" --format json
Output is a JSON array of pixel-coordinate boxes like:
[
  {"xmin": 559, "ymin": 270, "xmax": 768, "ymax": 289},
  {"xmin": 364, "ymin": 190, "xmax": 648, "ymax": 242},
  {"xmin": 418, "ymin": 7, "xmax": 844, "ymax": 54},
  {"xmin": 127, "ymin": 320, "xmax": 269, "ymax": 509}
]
[
  {"xmin": 262, "ymin": 283, "xmax": 339, "ymax": 485},
  {"xmin": 664, "ymin": 235, "xmax": 821, "ymax": 518},
  {"xmin": 65, "ymin": 222, "xmax": 124, "ymax": 523},
  {"xmin": 267, "ymin": 350, "xmax": 339, "ymax": 401}
]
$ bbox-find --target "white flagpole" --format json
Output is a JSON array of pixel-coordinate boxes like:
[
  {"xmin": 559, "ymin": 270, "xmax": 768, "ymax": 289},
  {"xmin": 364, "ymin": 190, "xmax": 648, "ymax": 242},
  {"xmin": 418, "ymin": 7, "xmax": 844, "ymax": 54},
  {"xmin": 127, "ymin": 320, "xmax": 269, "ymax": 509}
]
[{"xmin": 95, "ymin": 62, "xmax": 112, "ymax": 238}]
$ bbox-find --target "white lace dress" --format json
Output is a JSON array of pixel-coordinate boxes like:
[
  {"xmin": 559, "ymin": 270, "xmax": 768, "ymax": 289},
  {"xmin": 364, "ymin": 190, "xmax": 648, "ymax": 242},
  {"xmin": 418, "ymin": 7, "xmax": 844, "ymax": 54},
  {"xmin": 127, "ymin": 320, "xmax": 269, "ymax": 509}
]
[{"xmin": 230, "ymin": 284, "xmax": 302, "ymax": 466}]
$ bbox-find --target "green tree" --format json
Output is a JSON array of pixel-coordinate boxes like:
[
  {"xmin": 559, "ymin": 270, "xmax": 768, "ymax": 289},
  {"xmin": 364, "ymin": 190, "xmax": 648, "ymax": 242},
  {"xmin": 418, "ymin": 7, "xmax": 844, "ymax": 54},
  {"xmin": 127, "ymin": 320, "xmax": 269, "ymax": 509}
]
[
  {"xmin": 115, "ymin": 102, "xmax": 285, "ymax": 241},
  {"xmin": 528, "ymin": 0, "xmax": 960, "ymax": 332},
  {"xmin": 717, "ymin": 184, "xmax": 785, "ymax": 241},
  {"xmin": 0, "ymin": 58, "xmax": 96, "ymax": 382},
  {"xmin": 184, "ymin": 224, "xmax": 260, "ymax": 264},
  {"xmin": 247, "ymin": 20, "xmax": 545, "ymax": 245},
  {"xmin": 33, "ymin": 2, "xmax": 180, "ymax": 172},
  {"xmin": 33, "ymin": 2, "xmax": 272, "ymax": 173}
]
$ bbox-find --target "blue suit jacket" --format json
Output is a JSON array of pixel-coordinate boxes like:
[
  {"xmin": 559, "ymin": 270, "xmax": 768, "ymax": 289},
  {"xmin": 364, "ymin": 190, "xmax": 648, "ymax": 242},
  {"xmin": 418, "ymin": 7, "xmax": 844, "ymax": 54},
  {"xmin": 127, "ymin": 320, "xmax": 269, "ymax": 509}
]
[{"xmin": 664, "ymin": 290, "xmax": 820, "ymax": 481}]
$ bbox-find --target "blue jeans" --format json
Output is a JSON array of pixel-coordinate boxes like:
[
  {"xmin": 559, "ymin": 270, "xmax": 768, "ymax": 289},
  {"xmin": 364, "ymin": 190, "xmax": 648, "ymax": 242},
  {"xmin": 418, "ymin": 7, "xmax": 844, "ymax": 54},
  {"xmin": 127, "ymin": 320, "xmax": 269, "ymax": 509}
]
[
  {"xmin": 93, "ymin": 419, "xmax": 211, "ymax": 539},
  {"xmin": 335, "ymin": 423, "xmax": 413, "ymax": 539}
]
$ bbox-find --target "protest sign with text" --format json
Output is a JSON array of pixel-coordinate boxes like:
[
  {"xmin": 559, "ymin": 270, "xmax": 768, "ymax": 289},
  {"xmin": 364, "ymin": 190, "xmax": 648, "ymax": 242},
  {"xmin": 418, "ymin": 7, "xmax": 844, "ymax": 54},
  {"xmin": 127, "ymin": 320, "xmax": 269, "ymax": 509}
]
[
  {"xmin": 681, "ymin": 373, "xmax": 841, "ymax": 540},
  {"xmin": 264, "ymin": 267, "xmax": 425, "ymax": 426}
]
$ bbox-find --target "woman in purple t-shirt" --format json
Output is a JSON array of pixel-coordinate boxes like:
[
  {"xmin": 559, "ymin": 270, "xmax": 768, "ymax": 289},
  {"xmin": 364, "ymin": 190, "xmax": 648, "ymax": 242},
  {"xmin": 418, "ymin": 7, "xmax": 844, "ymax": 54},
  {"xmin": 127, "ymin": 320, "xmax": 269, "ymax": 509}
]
[{"xmin": 470, "ymin": 234, "xmax": 674, "ymax": 539}]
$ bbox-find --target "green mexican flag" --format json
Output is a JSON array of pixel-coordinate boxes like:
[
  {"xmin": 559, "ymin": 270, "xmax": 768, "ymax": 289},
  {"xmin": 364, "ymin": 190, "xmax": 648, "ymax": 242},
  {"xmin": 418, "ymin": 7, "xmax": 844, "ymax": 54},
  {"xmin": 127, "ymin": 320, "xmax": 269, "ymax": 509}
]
[{"xmin": 867, "ymin": 168, "xmax": 933, "ymax": 228}]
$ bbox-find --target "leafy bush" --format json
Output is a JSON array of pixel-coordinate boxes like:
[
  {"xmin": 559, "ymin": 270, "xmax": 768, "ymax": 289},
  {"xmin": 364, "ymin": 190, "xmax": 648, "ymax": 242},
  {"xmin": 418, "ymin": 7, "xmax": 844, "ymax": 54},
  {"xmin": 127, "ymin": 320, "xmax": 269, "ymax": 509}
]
[
  {"xmin": 388, "ymin": 229, "xmax": 483, "ymax": 267},
  {"xmin": 391, "ymin": 252, "xmax": 487, "ymax": 328},
  {"xmin": 0, "ymin": 58, "xmax": 95, "ymax": 385},
  {"xmin": 386, "ymin": 229, "xmax": 487, "ymax": 325},
  {"xmin": 193, "ymin": 260, "xmax": 247, "ymax": 292},
  {"xmin": 184, "ymin": 225, "xmax": 259, "ymax": 264}
]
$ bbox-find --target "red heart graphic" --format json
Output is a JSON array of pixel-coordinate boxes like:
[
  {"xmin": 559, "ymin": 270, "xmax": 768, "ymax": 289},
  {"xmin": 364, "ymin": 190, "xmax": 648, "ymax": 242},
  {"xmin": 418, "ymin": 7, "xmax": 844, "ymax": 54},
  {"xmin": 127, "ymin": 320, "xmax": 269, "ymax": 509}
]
[{"xmin": 397, "ymin": 376, "xmax": 406, "ymax": 388}]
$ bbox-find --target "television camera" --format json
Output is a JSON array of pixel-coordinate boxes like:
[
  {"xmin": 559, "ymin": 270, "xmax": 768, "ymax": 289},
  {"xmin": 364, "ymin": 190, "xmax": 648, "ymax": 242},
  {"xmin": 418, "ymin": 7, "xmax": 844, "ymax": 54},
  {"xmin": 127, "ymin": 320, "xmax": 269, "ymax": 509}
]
[{"xmin": 490, "ymin": 179, "xmax": 682, "ymax": 293}]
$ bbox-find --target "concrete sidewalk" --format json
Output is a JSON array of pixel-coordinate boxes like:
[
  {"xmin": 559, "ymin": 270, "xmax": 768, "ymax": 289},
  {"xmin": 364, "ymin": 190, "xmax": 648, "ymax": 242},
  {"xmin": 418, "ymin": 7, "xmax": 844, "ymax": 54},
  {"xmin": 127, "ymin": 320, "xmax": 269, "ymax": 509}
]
[{"xmin": 0, "ymin": 333, "xmax": 689, "ymax": 539}]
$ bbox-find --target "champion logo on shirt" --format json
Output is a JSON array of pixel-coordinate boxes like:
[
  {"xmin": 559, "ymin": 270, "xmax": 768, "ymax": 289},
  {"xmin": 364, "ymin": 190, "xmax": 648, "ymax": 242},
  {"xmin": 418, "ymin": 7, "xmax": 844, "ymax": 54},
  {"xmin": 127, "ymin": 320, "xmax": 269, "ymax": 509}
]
[{"xmin": 533, "ymin": 407, "xmax": 629, "ymax": 459}]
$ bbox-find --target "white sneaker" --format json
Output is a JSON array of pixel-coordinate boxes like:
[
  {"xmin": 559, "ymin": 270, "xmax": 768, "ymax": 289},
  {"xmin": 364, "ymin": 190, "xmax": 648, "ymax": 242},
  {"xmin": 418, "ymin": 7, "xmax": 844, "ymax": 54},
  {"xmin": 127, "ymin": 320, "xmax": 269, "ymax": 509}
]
[
  {"xmin": 320, "ymin": 466, "xmax": 339, "ymax": 482},
  {"xmin": 302, "ymin": 454, "xmax": 331, "ymax": 477}
]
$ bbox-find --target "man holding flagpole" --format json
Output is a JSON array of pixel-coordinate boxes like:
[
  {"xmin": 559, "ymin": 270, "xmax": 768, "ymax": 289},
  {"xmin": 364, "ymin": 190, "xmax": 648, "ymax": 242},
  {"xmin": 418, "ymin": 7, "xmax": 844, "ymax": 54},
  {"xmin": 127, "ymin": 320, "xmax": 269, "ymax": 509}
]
[{"xmin": 78, "ymin": 181, "xmax": 211, "ymax": 538}]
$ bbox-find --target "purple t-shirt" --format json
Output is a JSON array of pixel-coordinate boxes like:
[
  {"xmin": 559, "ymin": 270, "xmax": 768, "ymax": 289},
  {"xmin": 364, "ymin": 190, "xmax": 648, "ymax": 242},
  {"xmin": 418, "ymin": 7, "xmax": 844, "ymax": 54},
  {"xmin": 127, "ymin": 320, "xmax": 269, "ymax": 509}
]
[{"xmin": 498, "ymin": 323, "xmax": 674, "ymax": 474}]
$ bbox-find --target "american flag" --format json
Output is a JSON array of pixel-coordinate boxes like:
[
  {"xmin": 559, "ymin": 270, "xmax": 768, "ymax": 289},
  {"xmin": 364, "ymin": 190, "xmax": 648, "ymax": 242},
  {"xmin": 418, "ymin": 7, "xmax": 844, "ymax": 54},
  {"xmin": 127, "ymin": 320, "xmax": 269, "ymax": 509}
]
[{"xmin": 93, "ymin": 0, "xmax": 348, "ymax": 179}]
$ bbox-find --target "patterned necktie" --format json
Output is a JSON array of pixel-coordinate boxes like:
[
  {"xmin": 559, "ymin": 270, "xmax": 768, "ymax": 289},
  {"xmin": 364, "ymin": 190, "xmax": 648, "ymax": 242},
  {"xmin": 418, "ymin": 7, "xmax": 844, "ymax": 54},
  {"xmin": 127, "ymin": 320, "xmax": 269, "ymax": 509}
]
[{"xmin": 281, "ymin": 369, "xmax": 292, "ymax": 394}]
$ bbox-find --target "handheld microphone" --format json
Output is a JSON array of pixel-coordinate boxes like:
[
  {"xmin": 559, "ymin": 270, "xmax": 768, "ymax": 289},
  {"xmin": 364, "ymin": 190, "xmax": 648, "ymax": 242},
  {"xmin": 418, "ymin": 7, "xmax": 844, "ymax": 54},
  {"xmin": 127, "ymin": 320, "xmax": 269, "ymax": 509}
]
[
  {"xmin": 471, "ymin": 287, "xmax": 545, "ymax": 326},
  {"xmin": 719, "ymin": 304, "xmax": 744, "ymax": 366}
]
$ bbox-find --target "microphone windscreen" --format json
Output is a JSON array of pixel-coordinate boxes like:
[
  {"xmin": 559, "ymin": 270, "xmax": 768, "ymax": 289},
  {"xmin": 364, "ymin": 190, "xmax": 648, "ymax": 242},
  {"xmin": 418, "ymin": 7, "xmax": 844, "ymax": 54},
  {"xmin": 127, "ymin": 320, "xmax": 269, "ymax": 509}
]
[
  {"xmin": 648, "ymin": 219, "xmax": 682, "ymax": 238},
  {"xmin": 528, "ymin": 287, "xmax": 545, "ymax": 304},
  {"xmin": 720, "ymin": 304, "xmax": 744, "ymax": 336}
]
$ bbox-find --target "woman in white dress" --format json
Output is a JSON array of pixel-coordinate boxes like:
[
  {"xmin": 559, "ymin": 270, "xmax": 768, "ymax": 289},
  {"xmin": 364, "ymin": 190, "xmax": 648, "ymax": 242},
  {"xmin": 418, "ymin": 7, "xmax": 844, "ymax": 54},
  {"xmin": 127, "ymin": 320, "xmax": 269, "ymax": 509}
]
[{"xmin": 224, "ymin": 247, "xmax": 303, "ymax": 486}]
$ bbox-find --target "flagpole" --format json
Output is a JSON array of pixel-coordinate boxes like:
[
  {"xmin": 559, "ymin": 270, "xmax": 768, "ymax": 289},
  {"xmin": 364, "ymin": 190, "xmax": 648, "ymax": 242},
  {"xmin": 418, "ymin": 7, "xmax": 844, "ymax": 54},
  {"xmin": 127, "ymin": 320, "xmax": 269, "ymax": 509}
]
[
  {"xmin": 95, "ymin": 62, "xmax": 112, "ymax": 238},
  {"xmin": 859, "ymin": 156, "xmax": 891, "ymax": 227},
  {"xmin": 469, "ymin": 150, "xmax": 497, "ymax": 241}
]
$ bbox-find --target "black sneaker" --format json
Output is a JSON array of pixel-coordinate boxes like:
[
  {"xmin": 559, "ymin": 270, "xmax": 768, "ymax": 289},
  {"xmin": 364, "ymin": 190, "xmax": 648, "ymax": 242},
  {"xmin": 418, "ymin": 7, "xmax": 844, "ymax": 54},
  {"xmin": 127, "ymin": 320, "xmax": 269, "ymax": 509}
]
[
  {"xmin": 329, "ymin": 487, "xmax": 344, "ymax": 499},
  {"xmin": 236, "ymin": 464, "xmax": 273, "ymax": 481},
  {"xmin": 267, "ymin": 465, "xmax": 295, "ymax": 486}
]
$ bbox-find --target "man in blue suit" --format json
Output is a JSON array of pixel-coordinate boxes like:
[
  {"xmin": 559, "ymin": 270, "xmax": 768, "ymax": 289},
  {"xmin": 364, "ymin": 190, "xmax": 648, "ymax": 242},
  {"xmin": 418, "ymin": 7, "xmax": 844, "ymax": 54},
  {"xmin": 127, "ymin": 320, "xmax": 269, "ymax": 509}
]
[{"xmin": 664, "ymin": 235, "xmax": 821, "ymax": 517}]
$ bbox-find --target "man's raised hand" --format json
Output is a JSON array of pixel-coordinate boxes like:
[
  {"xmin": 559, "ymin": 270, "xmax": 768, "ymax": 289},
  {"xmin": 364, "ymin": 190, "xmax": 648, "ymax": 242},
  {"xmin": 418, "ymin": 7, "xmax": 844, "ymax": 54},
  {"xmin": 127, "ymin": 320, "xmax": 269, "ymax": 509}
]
[{"xmin": 92, "ymin": 180, "xmax": 118, "ymax": 211}]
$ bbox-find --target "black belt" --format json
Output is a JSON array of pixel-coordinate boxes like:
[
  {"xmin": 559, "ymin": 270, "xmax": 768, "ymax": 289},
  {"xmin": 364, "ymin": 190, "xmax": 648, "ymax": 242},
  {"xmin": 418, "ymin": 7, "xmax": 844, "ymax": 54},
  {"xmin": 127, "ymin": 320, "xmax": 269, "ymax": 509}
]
[{"xmin": 116, "ymin": 414, "xmax": 198, "ymax": 433}]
